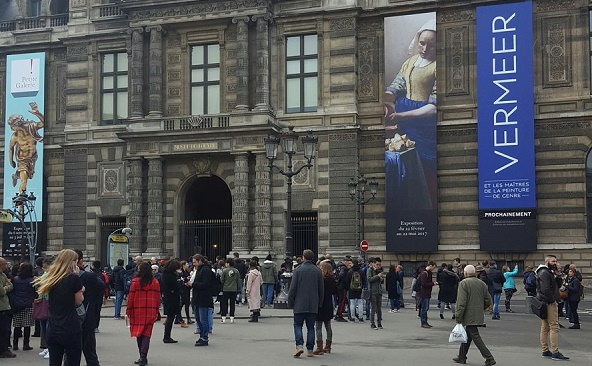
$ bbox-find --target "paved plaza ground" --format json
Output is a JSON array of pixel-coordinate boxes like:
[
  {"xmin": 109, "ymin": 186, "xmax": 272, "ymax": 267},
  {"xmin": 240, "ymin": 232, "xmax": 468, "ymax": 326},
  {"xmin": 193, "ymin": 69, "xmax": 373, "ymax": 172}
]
[{"xmin": 6, "ymin": 293, "xmax": 592, "ymax": 366}]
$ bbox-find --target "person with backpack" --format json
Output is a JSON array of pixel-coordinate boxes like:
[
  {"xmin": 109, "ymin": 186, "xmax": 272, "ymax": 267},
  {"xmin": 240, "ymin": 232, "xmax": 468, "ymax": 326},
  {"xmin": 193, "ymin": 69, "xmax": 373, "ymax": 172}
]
[
  {"xmin": 346, "ymin": 259, "xmax": 365, "ymax": 322},
  {"xmin": 523, "ymin": 266, "xmax": 537, "ymax": 296},
  {"xmin": 419, "ymin": 261, "xmax": 438, "ymax": 328},
  {"xmin": 334, "ymin": 258, "xmax": 351, "ymax": 322}
]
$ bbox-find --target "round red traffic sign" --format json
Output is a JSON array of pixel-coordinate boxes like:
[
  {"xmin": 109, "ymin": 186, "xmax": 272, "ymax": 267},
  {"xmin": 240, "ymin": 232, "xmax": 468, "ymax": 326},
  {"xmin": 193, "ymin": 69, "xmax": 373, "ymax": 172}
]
[{"xmin": 360, "ymin": 240, "xmax": 369, "ymax": 252}]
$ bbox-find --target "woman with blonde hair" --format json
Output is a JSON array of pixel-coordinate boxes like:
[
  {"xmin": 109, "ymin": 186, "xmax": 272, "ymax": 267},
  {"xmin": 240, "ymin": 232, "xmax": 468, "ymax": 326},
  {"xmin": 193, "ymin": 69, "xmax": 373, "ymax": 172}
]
[{"xmin": 33, "ymin": 249, "xmax": 84, "ymax": 366}]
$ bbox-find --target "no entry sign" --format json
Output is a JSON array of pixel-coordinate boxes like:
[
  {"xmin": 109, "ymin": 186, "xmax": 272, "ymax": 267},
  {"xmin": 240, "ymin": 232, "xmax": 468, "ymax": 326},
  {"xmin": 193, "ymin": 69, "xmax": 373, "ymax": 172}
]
[{"xmin": 360, "ymin": 240, "xmax": 369, "ymax": 252}]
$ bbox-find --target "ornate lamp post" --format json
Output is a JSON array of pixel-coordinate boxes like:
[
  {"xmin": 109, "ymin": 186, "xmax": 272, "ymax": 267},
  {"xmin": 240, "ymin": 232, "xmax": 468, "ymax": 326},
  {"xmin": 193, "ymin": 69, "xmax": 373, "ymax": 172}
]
[
  {"xmin": 264, "ymin": 128, "xmax": 318, "ymax": 260},
  {"xmin": 348, "ymin": 175, "xmax": 378, "ymax": 258},
  {"xmin": 11, "ymin": 192, "xmax": 38, "ymax": 264}
]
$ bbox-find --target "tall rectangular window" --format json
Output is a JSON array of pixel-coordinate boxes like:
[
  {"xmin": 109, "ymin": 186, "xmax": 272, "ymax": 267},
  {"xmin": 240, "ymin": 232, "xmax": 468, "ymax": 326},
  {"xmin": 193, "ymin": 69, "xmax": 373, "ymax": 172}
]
[
  {"xmin": 29, "ymin": 0, "xmax": 41, "ymax": 17},
  {"xmin": 190, "ymin": 44, "xmax": 220, "ymax": 115},
  {"xmin": 101, "ymin": 53, "xmax": 128, "ymax": 125},
  {"xmin": 286, "ymin": 34, "xmax": 318, "ymax": 113}
]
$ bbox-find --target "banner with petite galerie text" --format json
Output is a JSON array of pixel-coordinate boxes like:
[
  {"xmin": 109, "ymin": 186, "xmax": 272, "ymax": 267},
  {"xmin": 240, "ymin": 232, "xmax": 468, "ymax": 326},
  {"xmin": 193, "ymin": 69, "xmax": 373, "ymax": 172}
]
[
  {"xmin": 384, "ymin": 13, "xmax": 438, "ymax": 253},
  {"xmin": 2, "ymin": 53, "xmax": 45, "ymax": 258},
  {"xmin": 477, "ymin": 1, "xmax": 537, "ymax": 252}
]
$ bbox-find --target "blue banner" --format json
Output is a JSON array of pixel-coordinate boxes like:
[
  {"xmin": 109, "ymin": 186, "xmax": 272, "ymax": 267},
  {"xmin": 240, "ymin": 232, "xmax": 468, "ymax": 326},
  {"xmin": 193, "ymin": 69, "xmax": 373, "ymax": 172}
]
[
  {"xmin": 477, "ymin": 1, "xmax": 535, "ymax": 210},
  {"xmin": 3, "ymin": 53, "xmax": 45, "ymax": 221},
  {"xmin": 477, "ymin": 1, "xmax": 536, "ymax": 251}
]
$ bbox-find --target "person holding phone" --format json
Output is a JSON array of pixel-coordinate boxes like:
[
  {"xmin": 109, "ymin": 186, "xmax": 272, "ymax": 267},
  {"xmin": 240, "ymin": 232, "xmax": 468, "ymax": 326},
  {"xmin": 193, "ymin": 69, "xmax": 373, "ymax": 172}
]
[{"xmin": 33, "ymin": 249, "xmax": 84, "ymax": 366}]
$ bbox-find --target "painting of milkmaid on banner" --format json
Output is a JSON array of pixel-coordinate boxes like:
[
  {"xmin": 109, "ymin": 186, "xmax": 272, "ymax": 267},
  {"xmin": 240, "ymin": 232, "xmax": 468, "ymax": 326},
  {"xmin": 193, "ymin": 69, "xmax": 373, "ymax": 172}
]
[{"xmin": 384, "ymin": 13, "xmax": 438, "ymax": 252}]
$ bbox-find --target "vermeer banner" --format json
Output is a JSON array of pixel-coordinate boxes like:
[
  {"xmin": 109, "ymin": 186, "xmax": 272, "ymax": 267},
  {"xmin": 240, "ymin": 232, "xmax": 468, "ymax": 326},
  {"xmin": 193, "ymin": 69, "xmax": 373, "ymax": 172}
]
[
  {"xmin": 477, "ymin": 1, "xmax": 537, "ymax": 252},
  {"xmin": 2, "ymin": 53, "xmax": 45, "ymax": 257},
  {"xmin": 384, "ymin": 13, "xmax": 438, "ymax": 252}
]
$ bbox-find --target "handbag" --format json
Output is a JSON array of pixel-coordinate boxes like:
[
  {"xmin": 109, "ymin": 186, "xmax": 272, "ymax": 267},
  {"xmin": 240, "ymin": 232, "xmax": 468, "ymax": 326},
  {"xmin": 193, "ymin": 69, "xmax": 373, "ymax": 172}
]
[
  {"xmin": 559, "ymin": 289, "xmax": 568, "ymax": 300},
  {"xmin": 32, "ymin": 298, "xmax": 50, "ymax": 320},
  {"xmin": 530, "ymin": 296, "xmax": 548, "ymax": 320},
  {"xmin": 75, "ymin": 302, "xmax": 89, "ymax": 324},
  {"xmin": 449, "ymin": 323, "xmax": 468, "ymax": 343}
]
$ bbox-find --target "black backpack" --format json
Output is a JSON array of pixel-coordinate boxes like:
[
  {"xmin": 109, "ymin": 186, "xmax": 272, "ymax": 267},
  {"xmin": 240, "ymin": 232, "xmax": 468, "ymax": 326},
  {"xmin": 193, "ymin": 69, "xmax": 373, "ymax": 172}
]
[
  {"xmin": 123, "ymin": 270, "xmax": 134, "ymax": 295},
  {"xmin": 211, "ymin": 272, "xmax": 223, "ymax": 297},
  {"xmin": 412, "ymin": 273, "xmax": 423, "ymax": 292}
]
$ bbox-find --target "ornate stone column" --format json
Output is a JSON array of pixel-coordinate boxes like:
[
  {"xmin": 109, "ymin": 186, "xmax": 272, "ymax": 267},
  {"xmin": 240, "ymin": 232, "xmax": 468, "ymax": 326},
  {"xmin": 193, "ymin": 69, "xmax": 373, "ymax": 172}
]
[
  {"xmin": 147, "ymin": 26, "xmax": 163, "ymax": 117},
  {"xmin": 232, "ymin": 154, "xmax": 249, "ymax": 251},
  {"xmin": 129, "ymin": 28, "xmax": 144, "ymax": 118},
  {"xmin": 232, "ymin": 16, "xmax": 250, "ymax": 111},
  {"xmin": 127, "ymin": 158, "xmax": 144, "ymax": 254},
  {"xmin": 145, "ymin": 157, "xmax": 166, "ymax": 256},
  {"xmin": 253, "ymin": 15, "xmax": 270, "ymax": 111},
  {"xmin": 253, "ymin": 153, "xmax": 272, "ymax": 250}
]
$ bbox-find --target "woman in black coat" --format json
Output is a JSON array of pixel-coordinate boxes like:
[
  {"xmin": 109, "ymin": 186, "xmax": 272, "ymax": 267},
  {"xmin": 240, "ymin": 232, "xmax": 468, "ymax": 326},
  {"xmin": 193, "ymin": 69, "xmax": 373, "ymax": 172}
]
[
  {"xmin": 564, "ymin": 268, "xmax": 581, "ymax": 329},
  {"xmin": 161, "ymin": 260, "xmax": 182, "ymax": 343},
  {"xmin": 314, "ymin": 262, "xmax": 337, "ymax": 355},
  {"xmin": 386, "ymin": 264, "xmax": 402, "ymax": 312},
  {"xmin": 437, "ymin": 264, "xmax": 459, "ymax": 319}
]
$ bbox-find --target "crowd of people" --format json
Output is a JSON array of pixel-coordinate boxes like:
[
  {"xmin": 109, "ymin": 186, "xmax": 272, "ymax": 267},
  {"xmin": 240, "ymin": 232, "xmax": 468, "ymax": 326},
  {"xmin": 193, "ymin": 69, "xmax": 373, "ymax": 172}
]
[{"xmin": 0, "ymin": 251, "xmax": 585, "ymax": 364}]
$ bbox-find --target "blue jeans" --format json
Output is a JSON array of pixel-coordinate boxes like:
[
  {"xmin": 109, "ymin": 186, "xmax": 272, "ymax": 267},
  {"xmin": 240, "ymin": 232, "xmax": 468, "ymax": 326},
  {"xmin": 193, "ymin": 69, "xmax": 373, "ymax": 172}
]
[
  {"xmin": 390, "ymin": 298, "xmax": 400, "ymax": 311},
  {"xmin": 114, "ymin": 290, "xmax": 124, "ymax": 318},
  {"xmin": 293, "ymin": 313, "xmax": 316, "ymax": 351},
  {"xmin": 263, "ymin": 283, "xmax": 275, "ymax": 305},
  {"xmin": 492, "ymin": 293, "xmax": 501, "ymax": 317},
  {"xmin": 420, "ymin": 297, "xmax": 430, "ymax": 325},
  {"xmin": 196, "ymin": 307, "xmax": 210, "ymax": 342}
]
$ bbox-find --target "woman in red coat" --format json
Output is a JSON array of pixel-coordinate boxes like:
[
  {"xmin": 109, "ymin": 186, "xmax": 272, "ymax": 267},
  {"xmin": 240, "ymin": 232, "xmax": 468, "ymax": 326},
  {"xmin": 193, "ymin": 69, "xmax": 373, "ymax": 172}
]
[{"xmin": 126, "ymin": 262, "xmax": 160, "ymax": 366}]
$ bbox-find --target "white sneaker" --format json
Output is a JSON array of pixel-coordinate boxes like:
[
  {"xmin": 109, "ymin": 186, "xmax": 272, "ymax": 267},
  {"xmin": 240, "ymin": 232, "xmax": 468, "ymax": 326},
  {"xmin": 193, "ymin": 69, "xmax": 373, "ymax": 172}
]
[
  {"xmin": 44, "ymin": 351, "xmax": 50, "ymax": 359},
  {"xmin": 39, "ymin": 349, "xmax": 49, "ymax": 356},
  {"xmin": 221, "ymin": 317, "xmax": 226, "ymax": 323},
  {"xmin": 230, "ymin": 317, "xmax": 235, "ymax": 323}
]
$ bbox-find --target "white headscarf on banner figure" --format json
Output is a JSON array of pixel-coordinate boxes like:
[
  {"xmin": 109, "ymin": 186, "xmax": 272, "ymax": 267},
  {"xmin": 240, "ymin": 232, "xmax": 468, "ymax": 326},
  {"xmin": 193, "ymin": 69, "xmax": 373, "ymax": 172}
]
[{"xmin": 406, "ymin": 19, "xmax": 436, "ymax": 68}]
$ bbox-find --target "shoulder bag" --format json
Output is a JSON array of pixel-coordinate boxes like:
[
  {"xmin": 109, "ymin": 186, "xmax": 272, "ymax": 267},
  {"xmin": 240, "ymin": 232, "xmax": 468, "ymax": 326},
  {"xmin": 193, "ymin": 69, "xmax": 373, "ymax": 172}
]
[{"xmin": 32, "ymin": 297, "xmax": 50, "ymax": 320}]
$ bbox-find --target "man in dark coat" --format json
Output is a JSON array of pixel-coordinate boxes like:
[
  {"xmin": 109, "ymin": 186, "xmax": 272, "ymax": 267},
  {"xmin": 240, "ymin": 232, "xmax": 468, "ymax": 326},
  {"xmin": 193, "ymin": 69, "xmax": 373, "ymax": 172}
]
[
  {"xmin": 288, "ymin": 250, "xmax": 323, "ymax": 358},
  {"xmin": 112, "ymin": 259, "xmax": 125, "ymax": 319},
  {"xmin": 453, "ymin": 264, "xmax": 495, "ymax": 366},
  {"xmin": 537, "ymin": 255, "xmax": 569, "ymax": 361},
  {"xmin": 191, "ymin": 254, "xmax": 214, "ymax": 347},
  {"xmin": 485, "ymin": 261, "xmax": 505, "ymax": 320},
  {"xmin": 419, "ymin": 260, "xmax": 438, "ymax": 328}
]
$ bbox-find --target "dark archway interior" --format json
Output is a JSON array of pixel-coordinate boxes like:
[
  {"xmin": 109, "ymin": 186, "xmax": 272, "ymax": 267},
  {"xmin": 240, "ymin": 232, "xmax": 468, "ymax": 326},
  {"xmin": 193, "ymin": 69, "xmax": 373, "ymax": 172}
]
[{"xmin": 184, "ymin": 175, "xmax": 231, "ymax": 220}]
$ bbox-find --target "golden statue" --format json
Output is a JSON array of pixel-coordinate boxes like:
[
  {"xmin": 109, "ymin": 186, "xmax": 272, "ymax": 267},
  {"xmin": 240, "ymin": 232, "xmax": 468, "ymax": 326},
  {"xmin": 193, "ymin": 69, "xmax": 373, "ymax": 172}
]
[{"xmin": 7, "ymin": 101, "xmax": 44, "ymax": 195}]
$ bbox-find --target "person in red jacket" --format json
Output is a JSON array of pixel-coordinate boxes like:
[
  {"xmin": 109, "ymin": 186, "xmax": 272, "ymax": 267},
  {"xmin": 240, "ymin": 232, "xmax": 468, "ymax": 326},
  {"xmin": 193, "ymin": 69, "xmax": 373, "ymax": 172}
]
[{"xmin": 126, "ymin": 262, "xmax": 160, "ymax": 366}]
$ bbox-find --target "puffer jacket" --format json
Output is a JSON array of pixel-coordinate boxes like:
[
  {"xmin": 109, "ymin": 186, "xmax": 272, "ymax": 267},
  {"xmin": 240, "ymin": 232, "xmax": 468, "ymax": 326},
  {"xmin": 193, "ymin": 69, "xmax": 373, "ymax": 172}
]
[{"xmin": 9, "ymin": 276, "xmax": 36, "ymax": 312}]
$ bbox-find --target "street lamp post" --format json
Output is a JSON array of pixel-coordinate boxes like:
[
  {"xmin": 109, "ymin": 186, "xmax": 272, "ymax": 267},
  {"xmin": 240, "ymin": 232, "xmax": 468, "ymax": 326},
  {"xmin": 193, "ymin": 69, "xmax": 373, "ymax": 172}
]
[
  {"xmin": 264, "ymin": 128, "xmax": 318, "ymax": 260},
  {"xmin": 11, "ymin": 192, "xmax": 38, "ymax": 264},
  {"xmin": 348, "ymin": 175, "xmax": 378, "ymax": 259}
]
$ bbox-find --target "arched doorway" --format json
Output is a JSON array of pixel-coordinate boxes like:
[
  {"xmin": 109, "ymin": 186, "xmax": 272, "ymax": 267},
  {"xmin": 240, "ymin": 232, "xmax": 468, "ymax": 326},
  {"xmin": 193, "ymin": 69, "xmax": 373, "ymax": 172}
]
[{"xmin": 179, "ymin": 175, "xmax": 232, "ymax": 261}]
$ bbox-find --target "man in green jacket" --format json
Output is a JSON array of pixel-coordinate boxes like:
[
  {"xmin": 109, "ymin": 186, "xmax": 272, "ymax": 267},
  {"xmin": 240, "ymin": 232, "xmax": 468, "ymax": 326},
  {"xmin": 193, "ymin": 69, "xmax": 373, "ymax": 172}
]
[
  {"xmin": 453, "ymin": 264, "xmax": 496, "ymax": 366},
  {"xmin": 0, "ymin": 257, "xmax": 16, "ymax": 358}
]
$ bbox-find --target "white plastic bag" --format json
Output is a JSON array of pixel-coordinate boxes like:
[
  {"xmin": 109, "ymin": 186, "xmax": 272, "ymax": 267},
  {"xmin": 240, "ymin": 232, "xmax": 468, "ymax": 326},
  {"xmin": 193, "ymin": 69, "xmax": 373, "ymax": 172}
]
[{"xmin": 448, "ymin": 323, "xmax": 467, "ymax": 343}]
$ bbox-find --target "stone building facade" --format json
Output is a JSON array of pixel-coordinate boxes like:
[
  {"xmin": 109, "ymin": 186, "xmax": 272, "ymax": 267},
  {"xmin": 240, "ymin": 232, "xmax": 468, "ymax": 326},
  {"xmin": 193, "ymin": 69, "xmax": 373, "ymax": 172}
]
[{"xmin": 0, "ymin": 0, "xmax": 591, "ymax": 277}]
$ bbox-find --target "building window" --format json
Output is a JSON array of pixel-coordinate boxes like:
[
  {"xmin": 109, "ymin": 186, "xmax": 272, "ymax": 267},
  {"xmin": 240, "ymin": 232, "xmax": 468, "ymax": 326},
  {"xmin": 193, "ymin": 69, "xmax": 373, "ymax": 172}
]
[
  {"xmin": 190, "ymin": 44, "xmax": 220, "ymax": 115},
  {"xmin": 101, "ymin": 53, "xmax": 128, "ymax": 125},
  {"xmin": 285, "ymin": 34, "xmax": 318, "ymax": 113},
  {"xmin": 586, "ymin": 149, "xmax": 592, "ymax": 241},
  {"xmin": 30, "ymin": 0, "xmax": 41, "ymax": 17}
]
